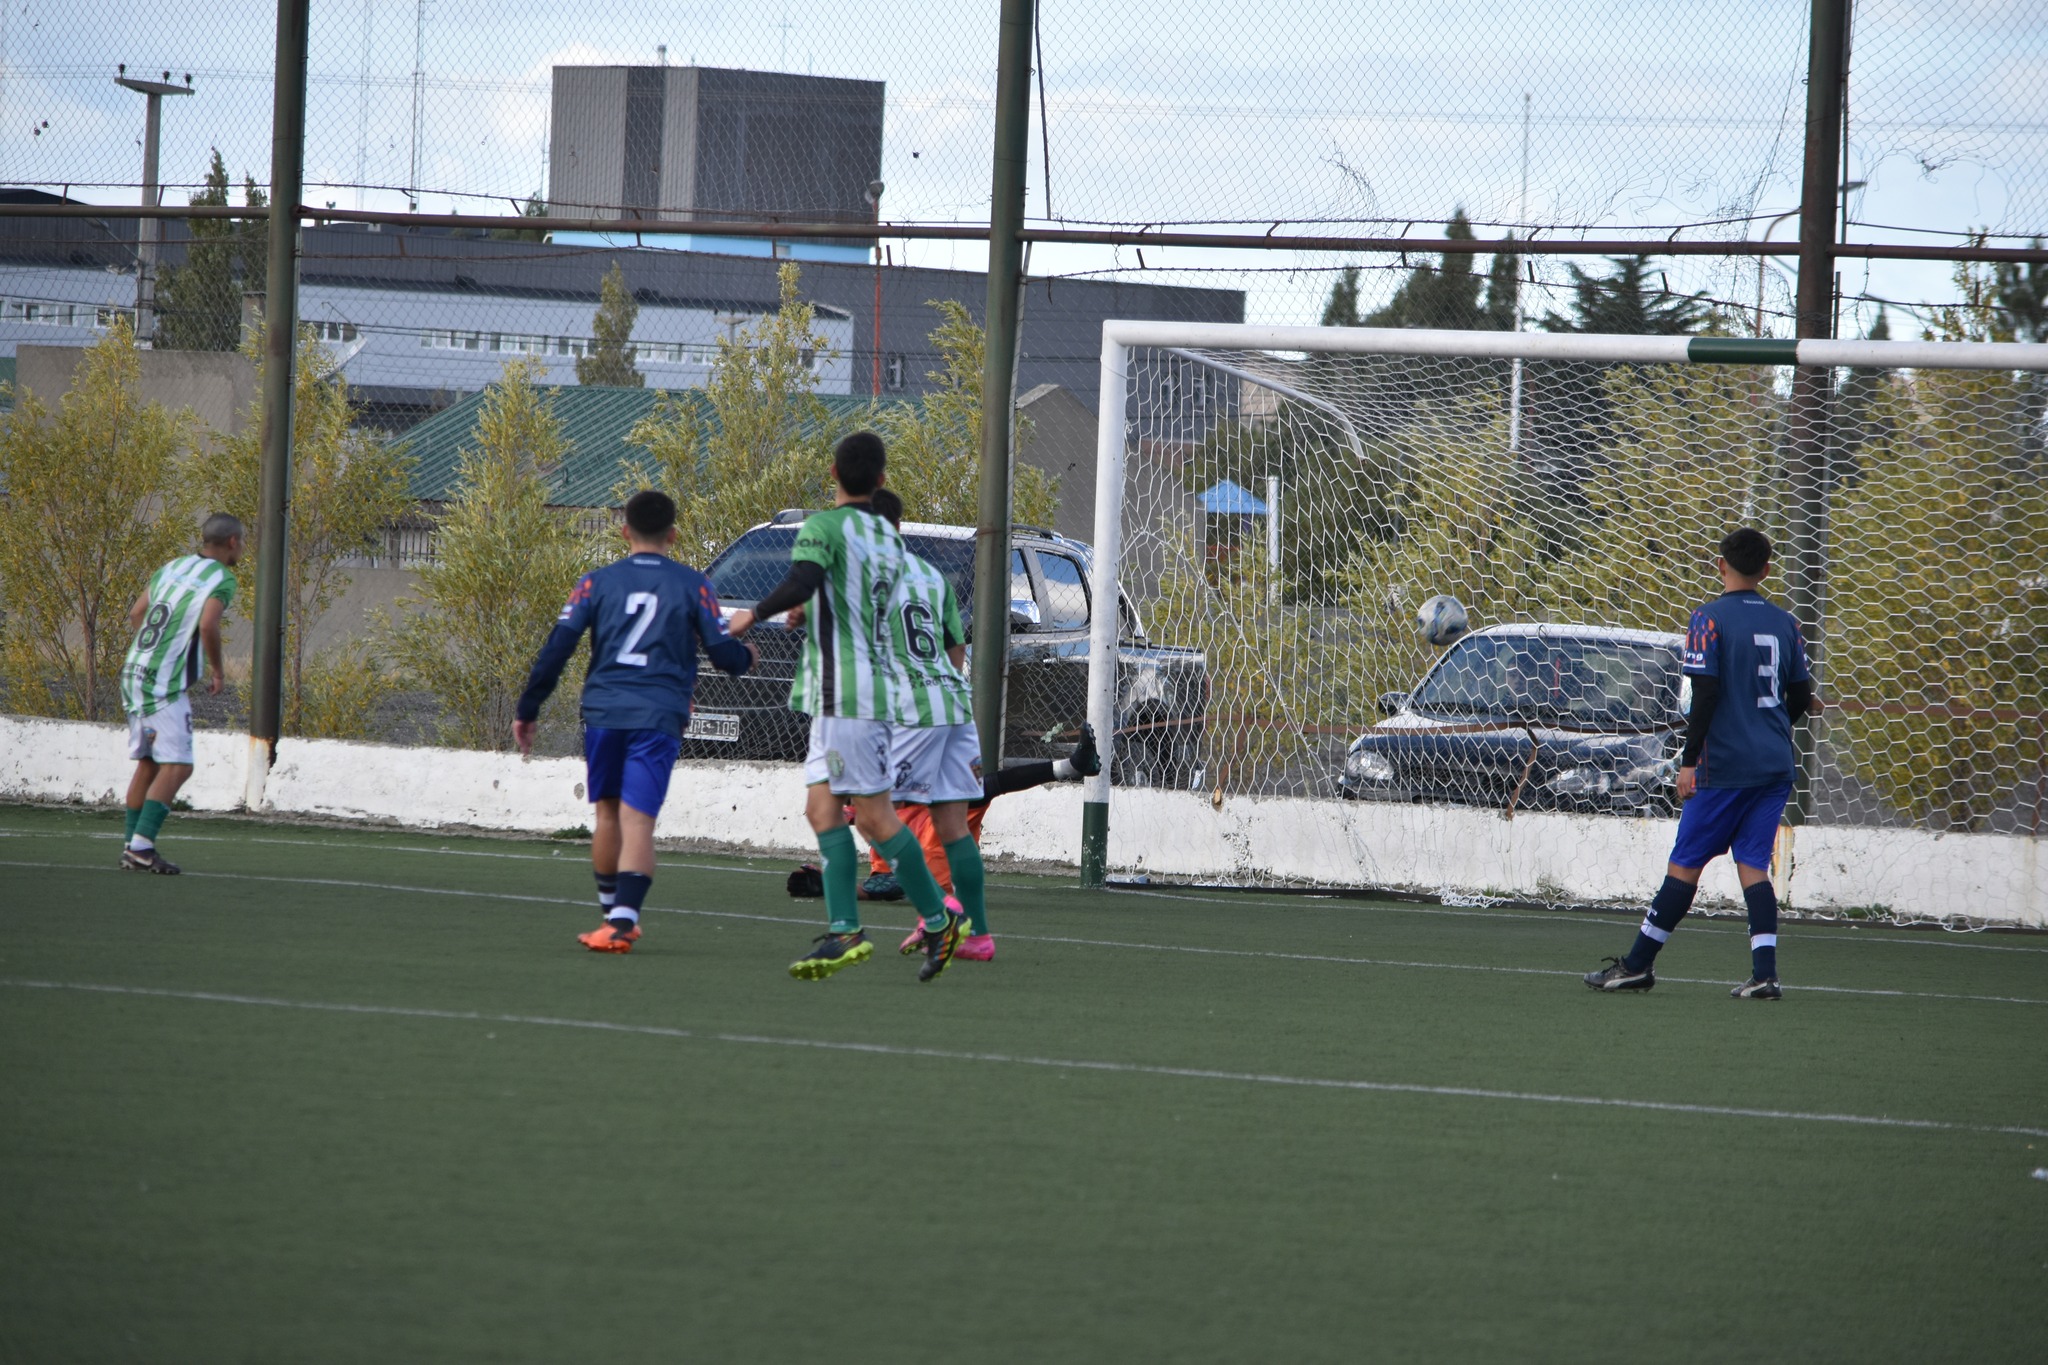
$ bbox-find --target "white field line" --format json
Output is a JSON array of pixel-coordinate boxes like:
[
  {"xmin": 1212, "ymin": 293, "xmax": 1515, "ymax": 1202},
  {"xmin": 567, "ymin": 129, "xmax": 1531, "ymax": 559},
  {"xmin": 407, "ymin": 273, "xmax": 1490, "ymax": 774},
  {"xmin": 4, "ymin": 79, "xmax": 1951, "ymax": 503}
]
[
  {"xmin": 6, "ymin": 825, "xmax": 2043, "ymax": 953},
  {"xmin": 6, "ymin": 977, "xmax": 2045, "ymax": 1141},
  {"xmin": 3, "ymin": 857, "xmax": 2044, "ymax": 1008}
]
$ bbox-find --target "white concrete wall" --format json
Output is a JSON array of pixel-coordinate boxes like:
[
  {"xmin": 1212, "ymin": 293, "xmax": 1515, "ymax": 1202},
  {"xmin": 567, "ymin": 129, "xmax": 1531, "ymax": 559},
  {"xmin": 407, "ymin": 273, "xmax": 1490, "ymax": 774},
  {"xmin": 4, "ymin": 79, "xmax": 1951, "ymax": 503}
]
[{"xmin": 3, "ymin": 714, "xmax": 2040, "ymax": 927}]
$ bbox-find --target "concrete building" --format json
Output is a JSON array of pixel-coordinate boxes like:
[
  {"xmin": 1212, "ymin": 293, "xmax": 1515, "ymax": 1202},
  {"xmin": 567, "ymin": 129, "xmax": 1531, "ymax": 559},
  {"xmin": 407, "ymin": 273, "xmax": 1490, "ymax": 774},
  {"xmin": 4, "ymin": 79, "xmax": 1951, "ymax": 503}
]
[{"xmin": 547, "ymin": 65, "xmax": 884, "ymax": 267}]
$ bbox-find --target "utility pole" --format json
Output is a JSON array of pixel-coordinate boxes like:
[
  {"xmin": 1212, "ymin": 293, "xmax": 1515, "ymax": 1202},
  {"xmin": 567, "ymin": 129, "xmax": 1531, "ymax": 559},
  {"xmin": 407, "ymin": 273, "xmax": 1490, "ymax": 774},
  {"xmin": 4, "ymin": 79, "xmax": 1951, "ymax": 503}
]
[
  {"xmin": 1507, "ymin": 91, "xmax": 1530, "ymax": 458},
  {"xmin": 1786, "ymin": 0, "xmax": 1850, "ymax": 825},
  {"xmin": 248, "ymin": 0, "xmax": 311, "ymax": 809},
  {"xmin": 409, "ymin": 0, "xmax": 426, "ymax": 210},
  {"xmin": 866, "ymin": 179, "xmax": 885, "ymax": 395},
  {"xmin": 972, "ymin": 0, "xmax": 1035, "ymax": 780},
  {"xmin": 114, "ymin": 67, "xmax": 192, "ymax": 345}
]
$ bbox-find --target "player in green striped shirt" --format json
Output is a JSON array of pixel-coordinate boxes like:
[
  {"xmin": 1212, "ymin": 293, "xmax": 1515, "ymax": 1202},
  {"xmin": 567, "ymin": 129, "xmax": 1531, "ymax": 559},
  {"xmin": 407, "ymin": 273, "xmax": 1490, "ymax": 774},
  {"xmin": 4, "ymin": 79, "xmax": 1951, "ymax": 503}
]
[
  {"xmin": 867, "ymin": 488, "xmax": 989, "ymax": 953},
  {"xmin": 117, "ymin": 514, "xmax": 243, "ymax": 874},
  {"xmin": 728, "ymin": 432, "xmax": 965, "ymax": 982}
]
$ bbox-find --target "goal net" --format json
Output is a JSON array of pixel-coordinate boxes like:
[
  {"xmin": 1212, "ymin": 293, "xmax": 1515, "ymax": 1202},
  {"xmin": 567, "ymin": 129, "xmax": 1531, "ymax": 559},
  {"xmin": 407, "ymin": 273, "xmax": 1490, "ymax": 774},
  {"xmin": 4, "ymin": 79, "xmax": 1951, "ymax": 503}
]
[{"xmin": 1076, "ymin": 323, "xmax": 2048, "ymax": 928}]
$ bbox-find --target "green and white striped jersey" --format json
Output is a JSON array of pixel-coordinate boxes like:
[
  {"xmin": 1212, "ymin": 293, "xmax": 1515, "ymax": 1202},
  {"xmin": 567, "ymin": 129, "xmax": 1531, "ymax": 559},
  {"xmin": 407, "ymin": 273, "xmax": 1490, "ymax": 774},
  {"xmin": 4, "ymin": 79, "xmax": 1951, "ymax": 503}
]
[
  {"xmin": 889, "ymin": 550, "xmax": 974, "ymax": 727},
  {"xmin": 788, "ymin": 505, "xmax": 912, "ymax": 721},
  {"xmin": 120, "ymin": 554, "xmax": 236, "ymax": 717}
]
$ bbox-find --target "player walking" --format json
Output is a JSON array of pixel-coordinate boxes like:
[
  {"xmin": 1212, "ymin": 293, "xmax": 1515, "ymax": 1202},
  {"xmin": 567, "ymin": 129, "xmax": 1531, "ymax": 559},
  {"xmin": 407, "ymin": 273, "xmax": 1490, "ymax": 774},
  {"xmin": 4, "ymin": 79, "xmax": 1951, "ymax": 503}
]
[
  {"xmin": 116, "ymin": 514, "xmax": 243, "ymax": 874},
  {"xmin": 1584, "ymin": 528, "xmax": 1816, "ymax": 999},
  {"xmin": 514, "ymin": 490, "xmax": 757, "ymax": 953},
  {"xmin": 726, "ymin": 432, "xmax": 966, "ymax": 982}
]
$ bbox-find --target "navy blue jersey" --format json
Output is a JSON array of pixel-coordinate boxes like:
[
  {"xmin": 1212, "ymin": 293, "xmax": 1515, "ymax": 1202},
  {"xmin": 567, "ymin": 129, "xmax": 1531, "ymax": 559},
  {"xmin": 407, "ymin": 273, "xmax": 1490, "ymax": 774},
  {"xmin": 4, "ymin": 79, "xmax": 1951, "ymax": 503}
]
[
  {"xmin": 517, "ymin": 553, "xmax": 753, "ymax": 736},
  {"xmin": 1683, "ymin": 589, "xmax": 1810, "ymax": 789}
]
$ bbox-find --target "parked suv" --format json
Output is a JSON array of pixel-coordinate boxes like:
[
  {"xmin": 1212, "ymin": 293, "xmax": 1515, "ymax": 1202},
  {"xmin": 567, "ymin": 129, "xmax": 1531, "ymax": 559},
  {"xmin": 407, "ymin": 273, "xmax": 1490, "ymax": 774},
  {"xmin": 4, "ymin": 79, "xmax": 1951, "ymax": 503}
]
[
  {"xmin": 1338, "ymin": 623, "xmax": 1687, "ymax": 813},
  {"xmin": 683, "ymin": 513, "xmax": 1210, "ymax": 783}
]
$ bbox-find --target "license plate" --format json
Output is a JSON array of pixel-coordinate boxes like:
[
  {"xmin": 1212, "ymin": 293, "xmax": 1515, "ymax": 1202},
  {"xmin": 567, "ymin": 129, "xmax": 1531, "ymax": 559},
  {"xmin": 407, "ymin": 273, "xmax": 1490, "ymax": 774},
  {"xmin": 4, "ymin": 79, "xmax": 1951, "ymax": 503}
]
[{"xmin": 684, "ymin": 711, "xmax": 740, "ymax": 742}]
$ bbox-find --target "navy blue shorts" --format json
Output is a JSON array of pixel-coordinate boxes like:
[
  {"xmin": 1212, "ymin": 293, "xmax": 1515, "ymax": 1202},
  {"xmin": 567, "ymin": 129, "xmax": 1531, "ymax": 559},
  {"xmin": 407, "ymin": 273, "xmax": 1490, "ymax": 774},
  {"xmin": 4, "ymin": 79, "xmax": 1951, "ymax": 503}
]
[
  {"xmin": 1669, "ymin": 781, "xmax": 1792, "ymax": 871},
  {"xmin": 584, "ymin": 726, "xmax": 682, "ymax": 817}
]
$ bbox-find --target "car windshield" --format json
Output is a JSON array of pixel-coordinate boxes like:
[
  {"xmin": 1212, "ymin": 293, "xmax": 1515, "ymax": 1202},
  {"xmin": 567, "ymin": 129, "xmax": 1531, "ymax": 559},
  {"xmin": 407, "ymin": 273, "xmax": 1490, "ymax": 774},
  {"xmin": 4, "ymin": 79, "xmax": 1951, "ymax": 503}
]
[
  {"xmin": 1409, "ymin": 633, "xmax": 1681, "ymax": 729},
  {"xmin": 705, "ymin": 525, "xmax": 979, "ymax": 623}
]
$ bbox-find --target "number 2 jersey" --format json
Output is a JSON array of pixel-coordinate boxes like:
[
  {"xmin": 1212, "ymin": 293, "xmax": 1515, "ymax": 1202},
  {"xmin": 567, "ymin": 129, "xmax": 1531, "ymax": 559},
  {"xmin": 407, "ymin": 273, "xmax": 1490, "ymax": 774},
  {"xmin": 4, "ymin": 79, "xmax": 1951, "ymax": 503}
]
[
  {"xmin": 890, "ymin": 550, "xmax": 974, "ymax": 728},
  {"xmin": 517, "ymin": 552, "xmax": 754, "ymax": 736},
  {"xmin": 120, "ymin": 553, "xmax": 237, "ymax": 717},
  {"xmin": 1682, "ymin": 588, "xmax": 1810, "ymax": 789}
]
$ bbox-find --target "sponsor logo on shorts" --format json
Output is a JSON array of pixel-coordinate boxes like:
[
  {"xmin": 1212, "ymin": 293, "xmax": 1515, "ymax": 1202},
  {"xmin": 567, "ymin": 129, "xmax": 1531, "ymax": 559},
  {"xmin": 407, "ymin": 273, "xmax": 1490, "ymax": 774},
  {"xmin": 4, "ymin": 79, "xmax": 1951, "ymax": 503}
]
[{"xmin": 826, "ymin": 748, "xmax": 846, "ymax": 780}]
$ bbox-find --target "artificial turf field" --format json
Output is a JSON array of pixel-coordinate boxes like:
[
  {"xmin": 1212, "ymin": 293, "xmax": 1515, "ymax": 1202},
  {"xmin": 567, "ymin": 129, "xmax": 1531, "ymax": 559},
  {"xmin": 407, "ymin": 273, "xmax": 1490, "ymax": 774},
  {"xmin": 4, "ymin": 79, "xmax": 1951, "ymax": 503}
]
[{"xmin": 1, "ymin": 803, "xmax": 2043, "ymax": 1363}]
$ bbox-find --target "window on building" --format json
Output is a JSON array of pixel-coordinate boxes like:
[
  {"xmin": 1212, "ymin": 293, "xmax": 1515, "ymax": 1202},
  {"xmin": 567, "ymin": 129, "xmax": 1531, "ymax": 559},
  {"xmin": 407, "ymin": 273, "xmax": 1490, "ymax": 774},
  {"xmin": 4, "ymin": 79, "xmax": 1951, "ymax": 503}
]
[
  {"xmin": 772, "ymin": 241, "xmax": 793, "ymax": 260},
  {"xmin": 799, "ymin": 348, "xmax": 816, "ymax": 372},
  {"xmin": 886, "ymin": 354, "xmax": 905, "ymax": 390}
]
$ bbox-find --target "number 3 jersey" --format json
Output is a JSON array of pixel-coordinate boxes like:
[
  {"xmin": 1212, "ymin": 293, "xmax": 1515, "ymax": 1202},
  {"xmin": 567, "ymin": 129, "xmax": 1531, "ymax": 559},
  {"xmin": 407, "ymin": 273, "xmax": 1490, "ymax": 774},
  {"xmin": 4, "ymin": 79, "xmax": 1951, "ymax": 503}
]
[
  {"xmin": 121, "ymin": 554, "xmax": 237, "ymax": 718},
  {"xmin": 517, "ymin": 553, "xmax": 754, "ymax": 737},
  {"xmin": 1683, "ymin": 588, "xmax": 1810, "ymax": 789},
  {"xmin": 890, "ymin": 550, "xmax": 975, "ymax": 728}
]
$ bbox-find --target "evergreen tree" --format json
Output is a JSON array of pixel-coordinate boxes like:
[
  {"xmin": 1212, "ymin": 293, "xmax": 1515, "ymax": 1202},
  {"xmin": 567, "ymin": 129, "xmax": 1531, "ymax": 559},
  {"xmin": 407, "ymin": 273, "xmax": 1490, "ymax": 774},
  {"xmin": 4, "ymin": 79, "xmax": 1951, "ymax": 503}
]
[
  {"xmin": 1992, "ymin": 241, "xmax": 2047, "ymax": 342},
  {"xmin": 1367, "ymin": 210, "xmax": 1485, "ymax": 330},
  {"xmin": 1320, "ymin": 266, "xmax": 1363, "ymax": 328},
  {"xmin": 1541, "ymin": 254, "xmax": 1706, "ymax": 335},
  {"xmin": 489, "ymin": 192, "xmax": 550, "ymax": 244},
  {"xmin": 1484, "ymin": 234, "xmax": 1521, "ymax": 331},
  {"xmin": 575, "ymin": 262, "xmax": 643, "ymax": 387},
  {"xmin": 154, "ymin": 149, "xmax": 269, "ymax": 352}
]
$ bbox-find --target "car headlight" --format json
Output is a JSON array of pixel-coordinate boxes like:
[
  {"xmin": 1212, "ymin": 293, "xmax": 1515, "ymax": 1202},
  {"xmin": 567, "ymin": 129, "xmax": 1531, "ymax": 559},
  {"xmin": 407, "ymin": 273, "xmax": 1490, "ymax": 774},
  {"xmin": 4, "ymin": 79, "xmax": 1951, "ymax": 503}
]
[
  {"xmin": 1346, "ymin": 751, "xmax": 1395, "ymax": 783},
  {"xmin": 1547, "ymin": 766, "xmax": 1616, "ymax": 797}
]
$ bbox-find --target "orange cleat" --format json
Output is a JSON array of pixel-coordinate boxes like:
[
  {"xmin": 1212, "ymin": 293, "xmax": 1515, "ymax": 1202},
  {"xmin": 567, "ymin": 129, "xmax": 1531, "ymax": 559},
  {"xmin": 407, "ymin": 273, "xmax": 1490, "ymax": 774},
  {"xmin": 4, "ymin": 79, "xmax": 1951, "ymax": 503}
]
[{"xmin": 578, "ymin": 921, "xmax": 641, "ymax": 953}]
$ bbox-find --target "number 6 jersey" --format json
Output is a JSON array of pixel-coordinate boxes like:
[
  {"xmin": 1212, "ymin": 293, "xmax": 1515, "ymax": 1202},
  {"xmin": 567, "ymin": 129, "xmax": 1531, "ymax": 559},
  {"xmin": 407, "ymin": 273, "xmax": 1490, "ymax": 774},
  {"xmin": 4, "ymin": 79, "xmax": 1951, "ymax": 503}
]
[
  {"xmin": 517, "ymin": 552, "xmax": 754, "ymax": 736},
  {"xmin": 1682, "ymin": 588, "xmax": 1810, "ymax": 789},
  {"xmin": 889, "ymin": 549, "xmax": 975, "ymax": 728}
]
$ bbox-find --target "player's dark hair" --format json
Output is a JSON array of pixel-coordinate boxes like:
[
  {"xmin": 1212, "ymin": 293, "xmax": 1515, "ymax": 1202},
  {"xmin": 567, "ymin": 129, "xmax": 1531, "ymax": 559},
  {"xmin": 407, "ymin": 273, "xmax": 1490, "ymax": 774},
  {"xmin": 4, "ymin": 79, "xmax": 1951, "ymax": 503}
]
[
  {"xmin": 869, "ymin": 487, "xmax": 904, "ymax": 528},
  {"xmin": 200, "ymin": 513, "xmax": 243, "ymax": 546},
  {"xmin": 1720, "ymin": 527, "xmax": 1772, "ymax": 578},
  {"xmin": 832, "ymin": 430, "xmax": 887, "ymax": 497},
  {"xmin": 624, "ymin": 489, "xmax": 676, "ymax": 538}
]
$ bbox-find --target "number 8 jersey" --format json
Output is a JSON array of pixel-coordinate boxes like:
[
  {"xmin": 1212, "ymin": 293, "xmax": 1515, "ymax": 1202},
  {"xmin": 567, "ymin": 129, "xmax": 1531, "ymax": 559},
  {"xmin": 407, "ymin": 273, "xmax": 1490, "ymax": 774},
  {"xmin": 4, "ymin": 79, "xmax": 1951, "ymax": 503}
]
[
  {"xmin": 889, "ymin": 549, "xmax": 975, "ymax": 728},
  {"xmin": 1682, "ymin": 588, "xmax": 1810, "ymax": 789},
  {"xmin": 121, "ymin": 554, "xmax": 237, "ymax": 718}
]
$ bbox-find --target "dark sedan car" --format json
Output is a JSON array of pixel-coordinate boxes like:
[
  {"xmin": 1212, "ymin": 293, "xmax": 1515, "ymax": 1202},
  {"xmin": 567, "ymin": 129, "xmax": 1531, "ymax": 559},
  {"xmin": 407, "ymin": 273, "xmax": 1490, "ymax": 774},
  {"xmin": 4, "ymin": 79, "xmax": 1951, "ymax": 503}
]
[{"xmin": 1339, "ymin": 624, "xmax": 1688, "ymax": 814}]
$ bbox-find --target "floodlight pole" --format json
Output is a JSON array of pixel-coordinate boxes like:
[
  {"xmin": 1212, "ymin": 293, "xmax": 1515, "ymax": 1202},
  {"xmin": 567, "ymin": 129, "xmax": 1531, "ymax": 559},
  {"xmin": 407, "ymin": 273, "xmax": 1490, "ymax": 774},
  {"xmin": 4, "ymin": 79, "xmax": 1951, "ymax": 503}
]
[
  {"xmin": 114, "ymin": 68, "xmax": 193, "ymax": 344},
  {"xmin": 1786, "ymin": 0, "xmax": 1850, "ymax": 826},
  {"xmin": 971, "ymin": 0, "xmax": 1035, "ymax": 781},
  {"xmin": 247, "ymin": 0, "xmax": 310, "ymax": 809}
]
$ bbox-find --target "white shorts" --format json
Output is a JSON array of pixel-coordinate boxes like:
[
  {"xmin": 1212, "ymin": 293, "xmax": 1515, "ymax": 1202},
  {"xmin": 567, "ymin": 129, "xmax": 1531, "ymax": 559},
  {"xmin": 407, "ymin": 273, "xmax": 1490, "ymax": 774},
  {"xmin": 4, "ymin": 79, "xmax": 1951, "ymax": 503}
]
[
  {"xmin": 803, "ymin": 716, "xmax": 894, "ymax": 796},
  {"xmin": 127, "ymin": 696, "xmax": 194, "ymax": 766},
  {"xmin": 891, "ymin": 722, "xmax": 984, "ymax": 805}
]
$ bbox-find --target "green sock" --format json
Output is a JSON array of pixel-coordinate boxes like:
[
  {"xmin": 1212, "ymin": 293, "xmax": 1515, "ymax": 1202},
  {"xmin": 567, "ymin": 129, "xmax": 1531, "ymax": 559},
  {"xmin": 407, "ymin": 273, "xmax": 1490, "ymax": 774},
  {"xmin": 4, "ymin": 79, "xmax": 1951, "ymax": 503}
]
[
  {"xmin": 135, "ymin": 799, "xmax": 170, "ymax": 845},
  {"xmin": 816, "ymin": 825, "xmax": 861, "ymax": 933},
  {"xmin": 124, "ymin": 806, "xmax": 142, "ymax": 840},
  {"xmin": 877, "ymin": 826, "xmax": 951, "ymax": 930},
  {"xmin": 944, "ymin": 835, "xmax": 988, "ymax": 936}
]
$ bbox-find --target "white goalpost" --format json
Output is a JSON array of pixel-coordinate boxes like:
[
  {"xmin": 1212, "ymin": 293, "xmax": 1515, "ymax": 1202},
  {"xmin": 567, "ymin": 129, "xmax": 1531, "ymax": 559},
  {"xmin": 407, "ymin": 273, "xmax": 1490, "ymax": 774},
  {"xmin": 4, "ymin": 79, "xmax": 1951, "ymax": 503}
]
[{"xmin": 1079, "ymin": 321, "xmax": 2048, "ymax": 927}]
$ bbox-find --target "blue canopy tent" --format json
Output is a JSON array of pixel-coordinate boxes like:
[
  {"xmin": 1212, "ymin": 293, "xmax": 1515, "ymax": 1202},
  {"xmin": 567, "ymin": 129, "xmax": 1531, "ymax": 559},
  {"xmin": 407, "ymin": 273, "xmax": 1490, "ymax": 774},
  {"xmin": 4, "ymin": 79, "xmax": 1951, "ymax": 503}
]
[{"xmin": 1197, "ymin": 478, "xmax": 1269, "ymax": 516}]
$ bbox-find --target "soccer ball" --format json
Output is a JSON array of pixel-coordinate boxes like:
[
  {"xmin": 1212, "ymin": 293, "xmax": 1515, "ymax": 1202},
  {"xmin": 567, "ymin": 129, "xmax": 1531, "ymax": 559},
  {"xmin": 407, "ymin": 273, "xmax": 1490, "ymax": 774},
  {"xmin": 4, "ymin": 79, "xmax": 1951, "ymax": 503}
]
[{"xmin": 1416, "ymin": 594, "xmax": 1470, "ymax": 647}]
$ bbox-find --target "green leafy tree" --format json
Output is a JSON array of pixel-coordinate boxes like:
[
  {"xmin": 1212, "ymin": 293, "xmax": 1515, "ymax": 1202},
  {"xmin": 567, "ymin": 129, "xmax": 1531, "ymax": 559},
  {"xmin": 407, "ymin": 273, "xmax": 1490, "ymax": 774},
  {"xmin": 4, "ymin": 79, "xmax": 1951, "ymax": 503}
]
[
  {"xmin": 875, "ymin": 298, "xmax": 1056, "ymax": 527},
  {"xmin": 1484, "ymin": 234, "xmax": 1521, "ymax": 331},
  {"xmin": 618, "ymin": 262, "xmax": 836, "ymax": 562},
  {"xmin": 0, "ymin": 319, "xmax": 195, "ymax": 718},
  {"xmin": 391, "ymin": 357, "xmax": 594, "ymax": 749},
  {"xmin": 155, "ymin": 149, "xmax": 268, "ymax": 352},
  {"xmin": 1320, "ymin": 266, "xmax": 1364, "ymax": 327},
  {"xmin": 197, "ymin": 321, "xmax": 416, "ymax": 738},
  {"xmin": 489, "ymin": 192, "xmax": 550, "ymax": 243},
  {"xmin": 576, "ymin": 262, "xmax": 643, "ymax": 388},
  {"xmin": 1367, "ymin": 211, "xmax": 1486, "ymax": 331}
]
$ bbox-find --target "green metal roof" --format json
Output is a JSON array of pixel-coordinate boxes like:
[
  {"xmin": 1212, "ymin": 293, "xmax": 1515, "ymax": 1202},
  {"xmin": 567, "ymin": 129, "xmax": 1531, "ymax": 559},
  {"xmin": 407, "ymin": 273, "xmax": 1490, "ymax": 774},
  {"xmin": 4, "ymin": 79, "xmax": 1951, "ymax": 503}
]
[
  {"xmin": 398, "ymin": 383, "xmax": 909, "ymax": 507},
  {"xmin": 0, "ymin": 355, "xmax": 15, "ymax": 413}
]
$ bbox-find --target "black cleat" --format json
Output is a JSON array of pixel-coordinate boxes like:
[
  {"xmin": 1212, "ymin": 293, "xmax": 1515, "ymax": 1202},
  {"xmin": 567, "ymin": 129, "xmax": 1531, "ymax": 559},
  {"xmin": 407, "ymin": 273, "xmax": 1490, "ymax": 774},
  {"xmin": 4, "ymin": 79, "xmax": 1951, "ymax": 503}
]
[
  {"xmin": 860, "ymin": 872, "xmax": 904, "ymax": 902},
  {"xmin": 1584, "ymin": 956, "xmax": 1653, "ymax": 992},
  {"xmin": 1730, "ymin": 977, "xmax": 1783, "ymax": 1000},
  {"xmin": 916, "ymin": 909, "xmax": 966, "ymax": 982},
  {"xmin": 120, "ymin": 846, "xmax": 181, "ymax": 875},
  {"xmin": 789, "ymin": 930, "xmax": 873, "ymax": 980},
  {"xmin": 1067, "ymin": 723, "xmax": 1101, "ymax": 778}
]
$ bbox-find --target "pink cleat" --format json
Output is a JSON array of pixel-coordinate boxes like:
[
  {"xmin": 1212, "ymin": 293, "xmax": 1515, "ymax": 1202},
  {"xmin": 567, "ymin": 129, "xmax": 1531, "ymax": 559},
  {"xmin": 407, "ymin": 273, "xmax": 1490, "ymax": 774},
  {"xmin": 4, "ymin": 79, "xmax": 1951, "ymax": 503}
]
[
  {"xmin": 954, "ymin": 934, "xmax": 995, "ymax": 962},
  {"xmin": 899, "ymin": 896, "xmax": 966, "ymax": 955}
]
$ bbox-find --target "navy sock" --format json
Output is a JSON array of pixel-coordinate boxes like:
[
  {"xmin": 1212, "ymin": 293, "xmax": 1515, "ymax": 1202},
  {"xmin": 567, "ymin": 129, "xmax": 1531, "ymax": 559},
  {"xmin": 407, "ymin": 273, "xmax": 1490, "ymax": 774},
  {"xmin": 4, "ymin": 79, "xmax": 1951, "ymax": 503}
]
[
  {"xmin": 1743, "ymin": 879, "xmax": 1779, "ymax": 980},
  {"xmin": 595, "ymin": 871, "xmax": 619, "ymax": 909},
  {"xmin": 611, "ymin": 871, "xmax": 652, "ymax": 928},
  {"xmin": 1624, "ymin": 875, "xmax": 1697, "ymax": 972}
]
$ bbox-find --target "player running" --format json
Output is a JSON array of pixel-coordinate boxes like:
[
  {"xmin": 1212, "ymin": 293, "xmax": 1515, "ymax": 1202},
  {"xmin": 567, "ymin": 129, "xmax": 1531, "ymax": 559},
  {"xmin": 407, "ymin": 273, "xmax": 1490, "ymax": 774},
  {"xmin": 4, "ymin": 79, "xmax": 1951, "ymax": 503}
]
[
  {"xmin": 115, "ymin": 514, "xmax": 243, "ymax": 874},
  {"xmin": 514, "ymin": 490, "xmax": 757, "ymax": 953},
  {"xmin": 1584, "ymin": 528, "xmax": 1816, "ymax": 999},
  {"xmin": 726, "ymin": 431, "xmax": 966, "ymax": 982}
]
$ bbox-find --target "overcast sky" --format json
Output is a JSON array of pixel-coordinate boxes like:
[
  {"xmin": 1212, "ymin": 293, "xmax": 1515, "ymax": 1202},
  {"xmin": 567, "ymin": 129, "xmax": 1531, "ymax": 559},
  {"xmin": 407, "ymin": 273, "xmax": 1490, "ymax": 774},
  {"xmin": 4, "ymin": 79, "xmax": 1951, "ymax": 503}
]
[{"xmin": 4, "ymin": 0, "xmax": 2042, "ymax": 328}]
